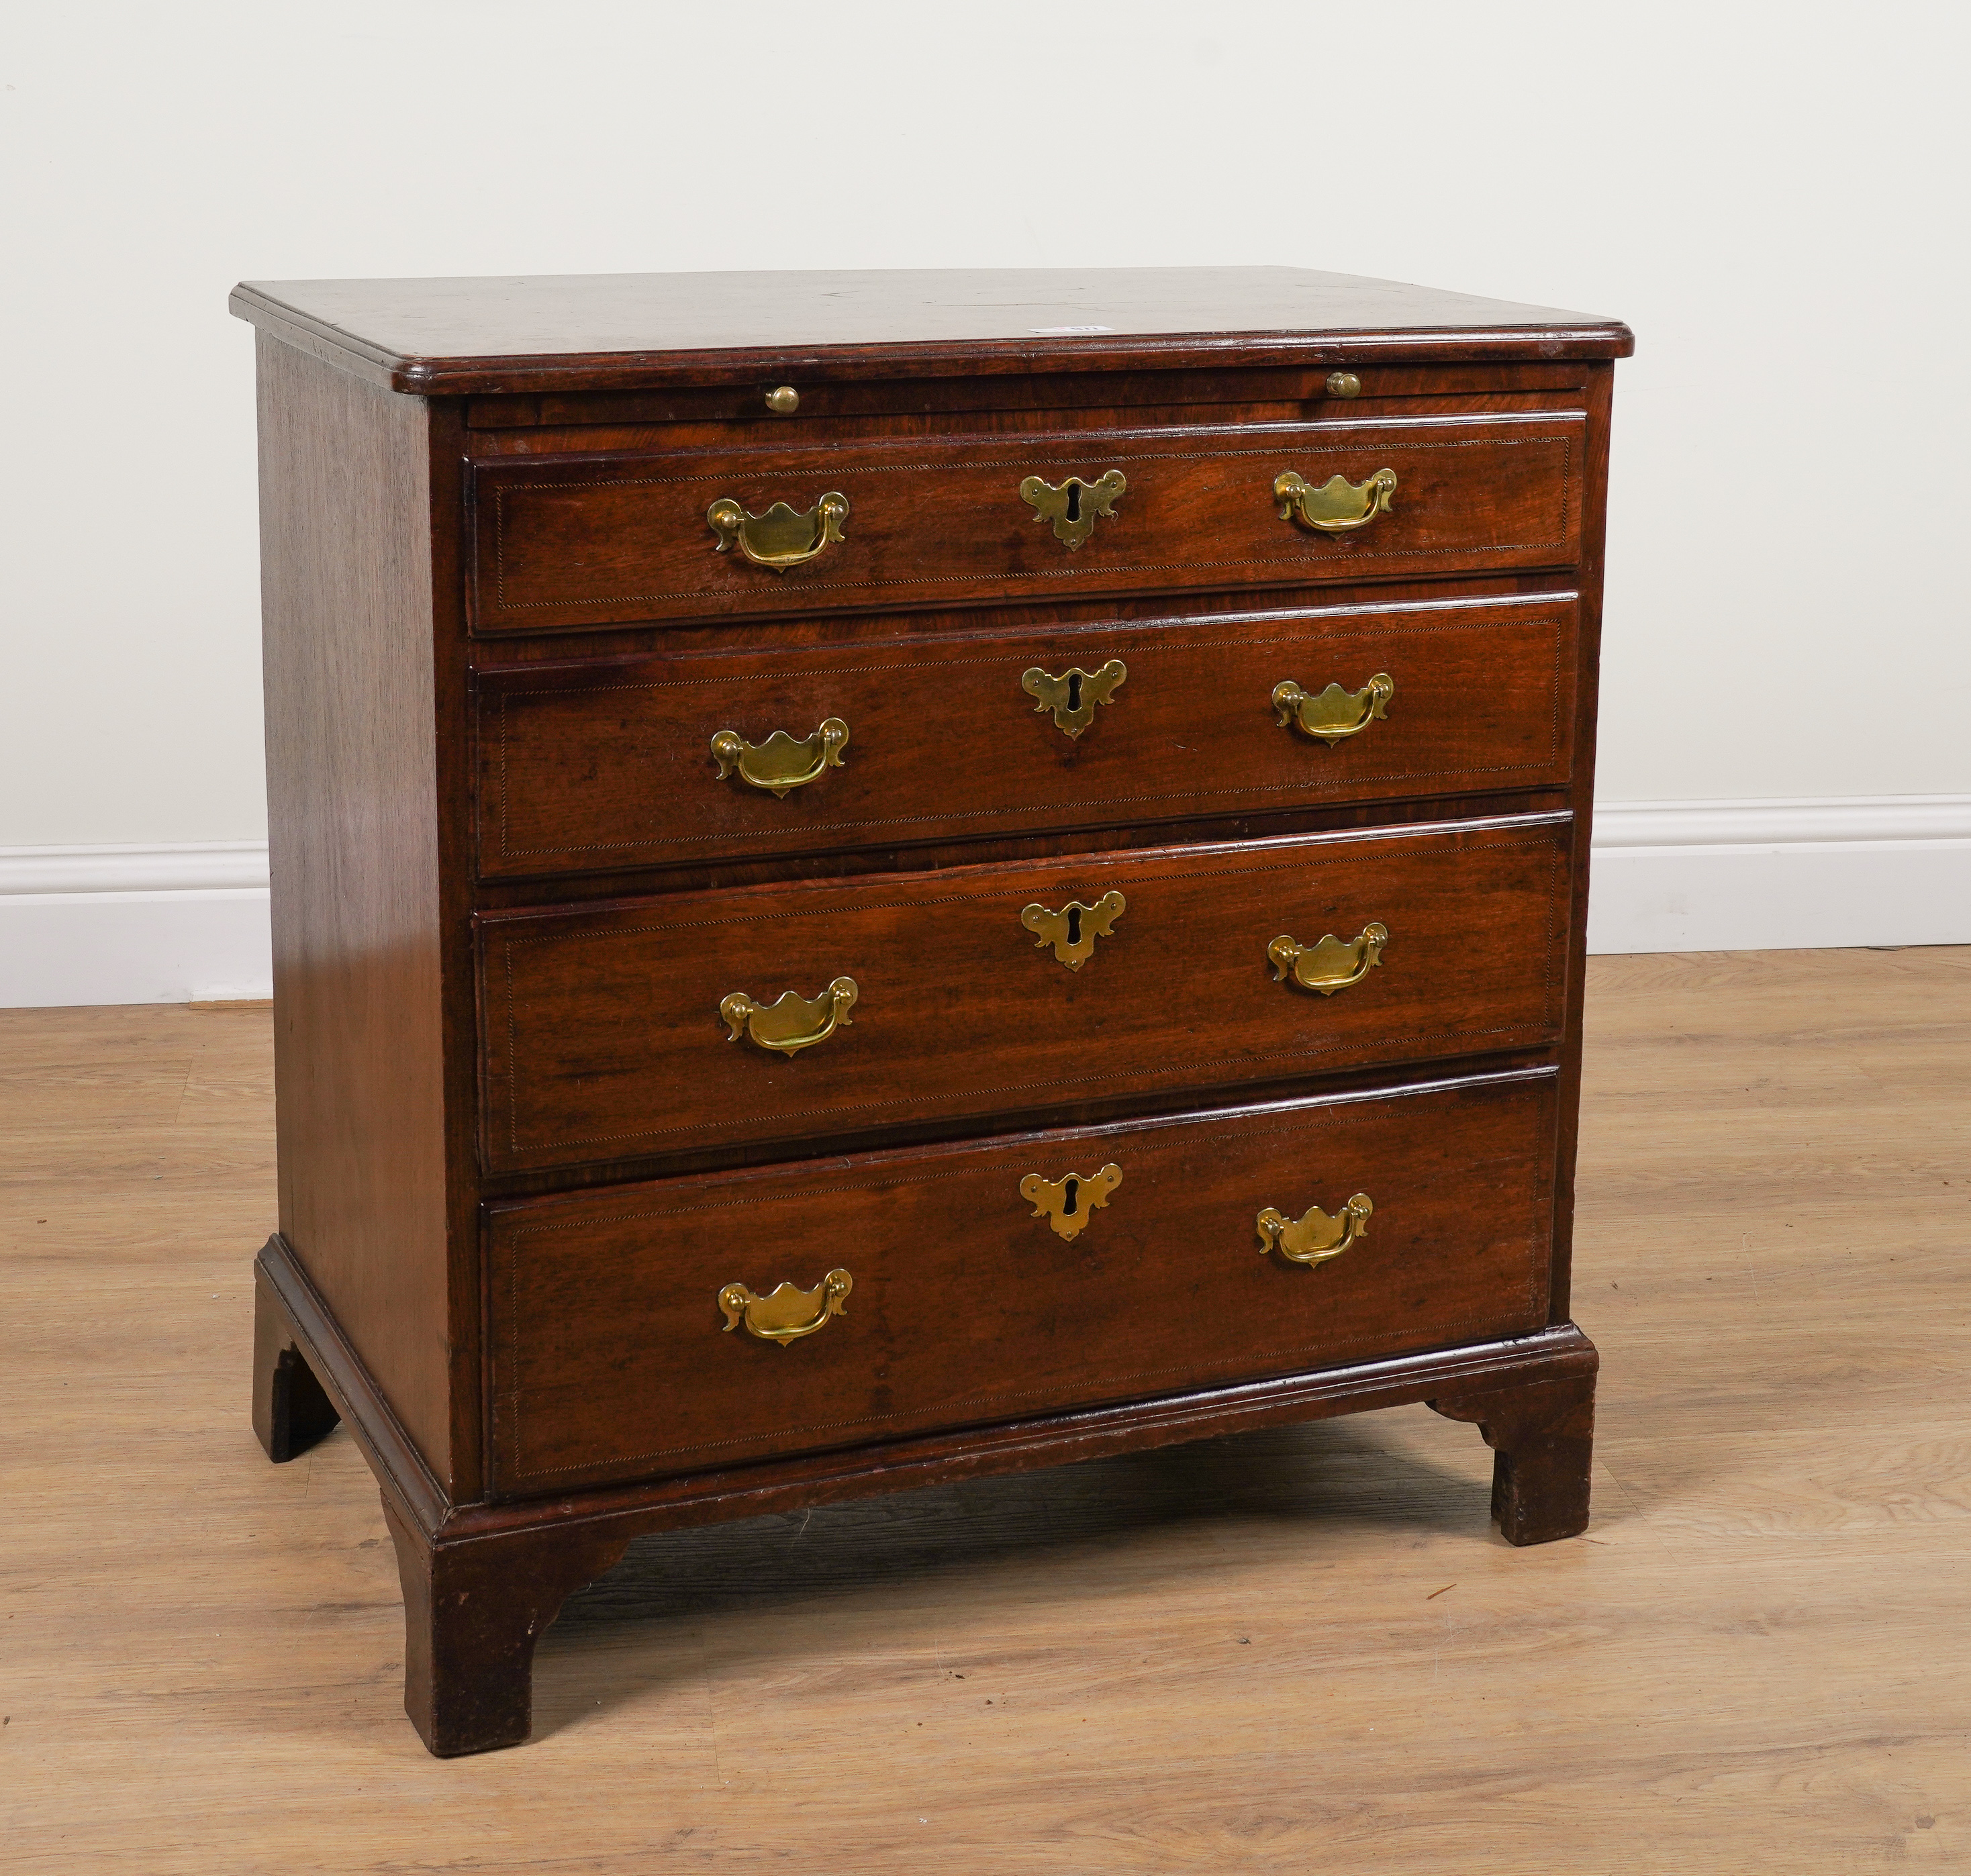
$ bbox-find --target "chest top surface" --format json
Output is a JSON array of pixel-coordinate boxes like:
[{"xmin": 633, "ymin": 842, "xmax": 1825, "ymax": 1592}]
[{"xmin": 229, "ymin": 265, "xmax": 1633, "ymax": 395}]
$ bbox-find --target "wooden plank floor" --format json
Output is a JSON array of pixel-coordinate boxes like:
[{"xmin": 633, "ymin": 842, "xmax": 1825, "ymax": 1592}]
[{"xmin": 3, "ymin": 949, "xmax": 1966, "ymax": 1872}]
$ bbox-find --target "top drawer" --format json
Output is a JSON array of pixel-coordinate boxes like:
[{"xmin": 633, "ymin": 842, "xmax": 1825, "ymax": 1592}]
[{"xmin": 468, "ymin": 413, "xmax": 1584, "ymax": 634}]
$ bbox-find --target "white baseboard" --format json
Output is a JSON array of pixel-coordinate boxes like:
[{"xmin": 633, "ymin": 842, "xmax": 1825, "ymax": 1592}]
[
  {"xmin": 2, "ymin": 801, "xmax": 1968, "ymax": 1006},
  {"xmin": 0, "ymin": 844, "xmax": 272, "ymax": 1007},
  {"xmin": 1586, "ymin": 795, "xmax": 1971, "ymax": 954}
]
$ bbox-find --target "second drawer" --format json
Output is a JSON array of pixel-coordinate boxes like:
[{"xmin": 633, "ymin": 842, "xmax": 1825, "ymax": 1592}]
[
  {"xmin": 475, "ymin": 595, "xmax": 1578, "ymax": 880},
  {"xmin": 478, "ymin": 813, "xmax": 1571, "ymax": 1173}
]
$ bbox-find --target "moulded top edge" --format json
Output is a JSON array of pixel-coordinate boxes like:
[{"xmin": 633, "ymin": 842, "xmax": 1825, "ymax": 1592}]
[{"xmin": 228, "ymin": 267, "xmax": 1635, "ymax": 395}]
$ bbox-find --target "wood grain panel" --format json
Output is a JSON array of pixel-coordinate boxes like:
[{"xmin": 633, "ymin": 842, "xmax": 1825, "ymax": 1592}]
[
  {"xmin": 254, "ymin": 336, "xmax": 454, "ymax": 1485},
  {"xmin": 468, "ymin": 413, "xmax": 1583, "ymax": 632},
  {"xmin": 475, "ymin": 595, "xmax": 1577, "ymax": 880},
  {"xmin": 478, "ymin": 815, "xmax": 1572, "ymax": 1174},
  {"xmin": 486, "ymin": 1070, "xmax": 1556, "ymax": 1495}
]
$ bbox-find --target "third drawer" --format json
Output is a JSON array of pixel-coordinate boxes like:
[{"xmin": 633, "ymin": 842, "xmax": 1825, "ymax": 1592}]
[{"xmin": 477, "ymin": 813, "xmax": 1572, "ymax": 1174}]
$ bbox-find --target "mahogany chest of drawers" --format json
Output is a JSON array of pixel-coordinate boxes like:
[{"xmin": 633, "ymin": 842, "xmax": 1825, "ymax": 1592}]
[{"xmin": 232, "ymin": 267, "xmax": 1631, "ymax": 1756}]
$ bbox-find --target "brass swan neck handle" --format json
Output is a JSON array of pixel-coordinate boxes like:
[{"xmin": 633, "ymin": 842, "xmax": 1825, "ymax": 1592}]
[
  {"xmin": 712, "ymin": 718, "xmax": 850, "ymax": 797},
  {"xmin": 1274, "ymin": 468, "xmax": 1398, "ymax": 534},
  {"xmin": 1273, "ymin": 675, "xmax": 1394, "ymax": 746},
  {"xmin": 1268, "ymin": 924, "xmax": 1388, "ymax": 996},
  {"xmin": 718, "ymin": 1269, "xmax": 853, "ymax": 1344},
  {"xmin": 1256, "ymin": 1193, "xmax": 1374, "ymax": 1266},
  {"xmin": 720, "ymin": 977, "xmax": 859, "ymax": 1055},
  {"xmin": 707, "ymin": 491, "xmax": 850, "ymax": 570}
]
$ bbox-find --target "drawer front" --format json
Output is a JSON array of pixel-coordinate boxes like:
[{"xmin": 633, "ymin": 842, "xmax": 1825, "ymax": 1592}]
[
  {"xmin": 485, "ymin": 1069, "xmax": 1557, "ymax": 1495},
  {"xmin": 478, "ymin": 816, "xmax": 1570, "ymax": 1174},
  {"xmin": 476, "ymin": 596, "xmax": 1577, "ymax": 880},
  {"xmin": 469, "ymin": 413, "xmax": 1583, "ymax": 633}
]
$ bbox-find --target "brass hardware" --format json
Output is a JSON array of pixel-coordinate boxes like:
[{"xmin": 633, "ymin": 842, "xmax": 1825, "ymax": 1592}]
[
  {"xmin": 1021, "ymin": 659, "xmax": 1126, "ymax": 739},
  {"xmin": 1018, "ymin": 471, "xmax": 1128, "ymax": 549},
  {"xmin": 765, "ymin": 385, "xmax": 801, "ymax": 415},
  {"xmin": 1275, "ymin": 467, "xmax": 1398, "ymax": 535},
  {"xmin": 1020, "ymin": 891, "xmax": 1126, "ymax": 970},
  {"xmin": 707, "ymin": 491, "xmax": 849, "ymax": 570},
  {"xmin": 1268, "ymin": 924, "xmax": 1389, "ymax": 996},
  {"xmin": 718, "ymin": 1269, "xmax": 852, "ymax": 1344},
  {"xmin": 1325, "ymin": 371, "xmax": 1362, "ymax": 399},
  {"xmin": 711, "ymin": 718, "xmax": 850, "ymax": 797},
  {"xmin": 1019, "ymin": 1164, "xmax": 1122, "ymax": 1242},
  {"xmin": 1256, "ymin": 1193, "xmax": 1373, "ymax": 1266},
  {"xmin": 1272, "ymin": 674, "xmax": 1394, "ymax": 746},
  {"xmin": 720, "ymin": 977, "xmax": 858, "ymax": 1055}
]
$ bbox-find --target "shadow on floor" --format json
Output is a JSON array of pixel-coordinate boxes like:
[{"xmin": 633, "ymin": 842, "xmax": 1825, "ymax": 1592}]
[{"xmin": 533, "ymin": 1410, "xmax": 1498, "ymax": 1733}]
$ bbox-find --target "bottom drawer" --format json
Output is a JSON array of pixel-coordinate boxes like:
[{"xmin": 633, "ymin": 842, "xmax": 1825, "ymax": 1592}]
[{"xmin": 486, "ymin": 1068, "xmax": 1557, "ymax": 1497}]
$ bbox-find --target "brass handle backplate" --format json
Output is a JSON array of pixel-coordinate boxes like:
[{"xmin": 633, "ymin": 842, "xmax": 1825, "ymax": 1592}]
[
  {"xmin": 707, "ymin": 491, "xmax": 849, "ymax": 569},
  {"xmin": 1019, "ymin": 471, "xmax": 1127, "ymax": 549},
  {"xmin": 1256, "ymin": 1193, "xmax": 1373, "ymax": 1266},
  {"xmin": 1268, "ymin": 924, "xmax": 1388, "ymax": 996},
  {"xmin": 1275, "ymin": 468, "xmax": 1398, "ymax": 534},
  {"xmin": 720, "ymin": 977, "xmax": 858, "ymax": 1055},
  {"xmin": 1020, "ymin": 1164, "xmax": 1122, "ymax": 1242},
  {"xmin": 1021, "ymin": 891, "xmax": 1126, "ymax": 970},
  {"xmin": 1273, "ymin": 675, "xmax": 1394, "ymax": 746},
  {"xmin": 712, "ymin": 718, "xmax": 850, "ymax": 797},
  {"xmin": 719, "ymin": 1269, "xmax": 853, "ymax": 1344},
  {"xmin": 1022, "ymin": 659, "xmax": 1126, "ymax": 738}
]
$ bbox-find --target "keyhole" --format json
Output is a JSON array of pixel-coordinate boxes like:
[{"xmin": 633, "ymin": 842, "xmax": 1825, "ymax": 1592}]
[
  {"xmin": 1065, "ymin": 481, "xmax": 1081, "ymax": 523},
  {"xmin": 1067, "ymin": 671, "xmax": 1083, "ymax": 712},
  {"xmin": 1066, "ymin": 905, "xmax": 1083, "ymax": 946},
  {"xmin": 1063, "ymin": 1177, "xmax": 1080, "ymax": 1216}
]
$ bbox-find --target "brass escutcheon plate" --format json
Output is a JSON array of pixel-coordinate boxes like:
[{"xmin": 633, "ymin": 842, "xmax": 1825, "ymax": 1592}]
[
  {"xmin": 1018, "ymin": 471, "xmax": 1127, "ymax": 549},
  {"xmin": 1022, "ymin": 659, "xmax": 1126, "ymax": 738},
  {"xmin": 1020, "ymin": 891, "xmax": 1126, "ymax": 970},
  {"xmin": 1019, "ymin": 1164, "xmax": 1122, "ymax": 1242}
]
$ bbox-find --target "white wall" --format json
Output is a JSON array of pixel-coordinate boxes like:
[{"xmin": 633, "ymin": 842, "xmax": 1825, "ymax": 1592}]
[{"xmin": 3, "ymin": 2, "xmax": 1967, "ymax": 994}]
